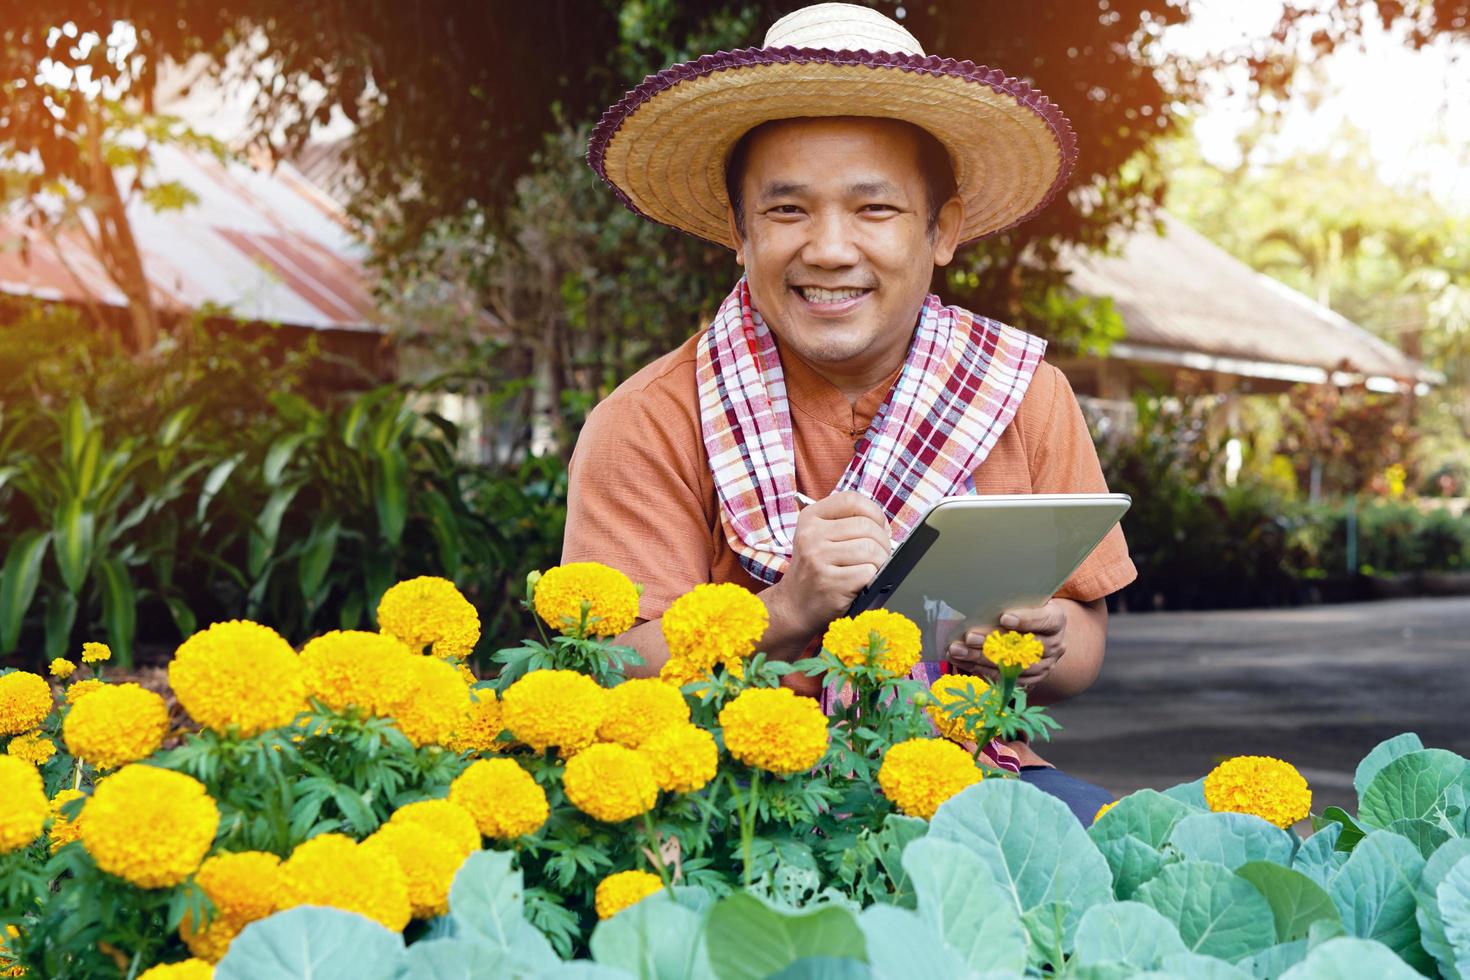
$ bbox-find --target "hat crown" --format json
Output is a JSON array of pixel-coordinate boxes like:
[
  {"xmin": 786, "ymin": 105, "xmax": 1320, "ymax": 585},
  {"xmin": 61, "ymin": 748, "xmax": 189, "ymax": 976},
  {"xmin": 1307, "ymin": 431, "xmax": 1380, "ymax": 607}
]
[{"xmin": 762, "ymin": 2, "xmax": 925, "ymax": 56}]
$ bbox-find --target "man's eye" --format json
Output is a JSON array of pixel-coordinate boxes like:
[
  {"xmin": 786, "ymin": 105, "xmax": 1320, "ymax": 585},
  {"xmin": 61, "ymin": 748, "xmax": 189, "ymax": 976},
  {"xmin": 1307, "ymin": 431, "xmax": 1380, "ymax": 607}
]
[
  {"xmin": 862, "ymin": 204, "xmax": 898, "ymax": 214},
  {"xmin": 768, "ymin": 205, "xmax": 803, "ymax": 216}
]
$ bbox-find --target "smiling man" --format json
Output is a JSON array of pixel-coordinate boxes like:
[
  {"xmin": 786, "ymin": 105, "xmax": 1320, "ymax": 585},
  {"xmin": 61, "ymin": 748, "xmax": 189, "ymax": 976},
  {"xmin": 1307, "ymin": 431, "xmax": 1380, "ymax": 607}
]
[{"xmin": 567, "ymin": 2, "xmax": 1136, "ymax": 821}]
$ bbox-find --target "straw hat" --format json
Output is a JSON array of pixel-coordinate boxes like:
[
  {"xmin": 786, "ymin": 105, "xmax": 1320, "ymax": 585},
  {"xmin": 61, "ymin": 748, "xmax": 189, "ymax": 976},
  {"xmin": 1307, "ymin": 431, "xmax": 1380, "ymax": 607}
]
[{"xmin": 588, "ymin": 2, "xmax": 1077, "ymax": 250}]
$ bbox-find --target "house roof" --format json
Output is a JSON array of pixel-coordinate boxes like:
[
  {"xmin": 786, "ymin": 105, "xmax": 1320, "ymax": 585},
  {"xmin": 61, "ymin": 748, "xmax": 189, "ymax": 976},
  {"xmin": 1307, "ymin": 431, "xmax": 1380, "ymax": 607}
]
[
  {"xmin": 1063, "ymin": 212, "xmax": 1431, "ymax": 389},
  {"xmin": 0, "ymin": 142, "xmax": 380, "ymax": 331}
]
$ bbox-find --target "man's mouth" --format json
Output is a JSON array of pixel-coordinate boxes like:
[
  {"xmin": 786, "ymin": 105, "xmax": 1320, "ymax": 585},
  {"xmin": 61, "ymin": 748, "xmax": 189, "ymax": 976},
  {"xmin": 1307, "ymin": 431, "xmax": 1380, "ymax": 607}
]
[{"xmin": 794, "ymin": 286, "xmax": 872, "ymax": 305}]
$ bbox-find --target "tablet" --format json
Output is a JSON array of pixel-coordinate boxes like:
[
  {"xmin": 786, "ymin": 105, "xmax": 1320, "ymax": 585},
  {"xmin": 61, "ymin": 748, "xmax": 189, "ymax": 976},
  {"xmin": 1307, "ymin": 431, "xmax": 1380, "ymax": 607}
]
[{"xmin": 845, "ymin": 493, "xmax": 1131, "ymax": 661}]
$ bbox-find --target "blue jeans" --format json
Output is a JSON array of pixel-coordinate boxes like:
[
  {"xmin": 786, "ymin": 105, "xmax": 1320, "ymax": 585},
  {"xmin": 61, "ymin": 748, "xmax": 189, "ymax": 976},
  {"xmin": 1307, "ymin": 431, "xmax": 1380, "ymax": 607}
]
[{"xmin": 1019, "ymin": 766, "xmax": 1113, "ymax": 824}]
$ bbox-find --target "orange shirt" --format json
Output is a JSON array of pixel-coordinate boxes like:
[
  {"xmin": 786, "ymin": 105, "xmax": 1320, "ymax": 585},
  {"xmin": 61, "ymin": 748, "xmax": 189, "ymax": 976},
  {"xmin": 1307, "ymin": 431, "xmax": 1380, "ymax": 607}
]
[{"xmin": 563, "ymin": 329, "xmax": 1137, "ymax": 621}]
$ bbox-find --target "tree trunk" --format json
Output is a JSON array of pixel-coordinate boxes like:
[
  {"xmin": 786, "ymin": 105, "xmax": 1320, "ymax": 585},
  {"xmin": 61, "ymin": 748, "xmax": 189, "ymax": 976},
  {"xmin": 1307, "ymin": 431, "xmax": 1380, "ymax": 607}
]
[{"xmin": 83, "ymin": 99, "xmax": 161, "ymax": 352}]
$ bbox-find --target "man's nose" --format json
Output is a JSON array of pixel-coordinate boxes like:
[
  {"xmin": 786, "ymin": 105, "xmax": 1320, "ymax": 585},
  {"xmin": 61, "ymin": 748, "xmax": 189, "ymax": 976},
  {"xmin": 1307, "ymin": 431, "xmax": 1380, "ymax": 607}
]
[{"xmin": 800, "ymin": 212, "xmax": 862, "ymax": 268}]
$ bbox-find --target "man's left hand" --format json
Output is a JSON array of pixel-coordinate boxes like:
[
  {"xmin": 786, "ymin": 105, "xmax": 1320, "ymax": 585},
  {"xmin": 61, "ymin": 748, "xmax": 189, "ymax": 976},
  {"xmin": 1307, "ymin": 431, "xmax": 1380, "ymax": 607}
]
[{"xmin": 946, "ymin": 599, "xmax": 1068, "ymax": 689}]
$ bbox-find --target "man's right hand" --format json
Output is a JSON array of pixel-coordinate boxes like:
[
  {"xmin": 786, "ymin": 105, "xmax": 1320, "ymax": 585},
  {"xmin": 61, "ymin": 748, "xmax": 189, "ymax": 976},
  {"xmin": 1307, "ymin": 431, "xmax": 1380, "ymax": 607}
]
[{"xmin": 764, "ymin": 491, "xmax": 892, "ymax": 644}]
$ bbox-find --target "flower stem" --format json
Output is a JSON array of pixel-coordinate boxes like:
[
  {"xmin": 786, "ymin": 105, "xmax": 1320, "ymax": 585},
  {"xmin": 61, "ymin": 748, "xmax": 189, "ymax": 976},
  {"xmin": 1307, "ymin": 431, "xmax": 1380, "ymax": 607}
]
[
  {"xmin": 642, "ymin": 811, "xmax": 675, "ymax": 897},
  {"xmin": 740, "ymin": 770, "xmax": 762, "ymax": 889}
]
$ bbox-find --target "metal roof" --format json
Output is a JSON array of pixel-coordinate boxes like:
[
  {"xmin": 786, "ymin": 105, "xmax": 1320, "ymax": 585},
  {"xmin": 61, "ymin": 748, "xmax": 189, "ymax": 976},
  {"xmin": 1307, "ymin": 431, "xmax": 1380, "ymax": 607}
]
[
  {"xmin": 1064, "ymin": 212, "xmax": 1430, "ymax": 386},
  {"xmin": 0, "ymin": 143, "xmax": 380, "ymax": 331}
]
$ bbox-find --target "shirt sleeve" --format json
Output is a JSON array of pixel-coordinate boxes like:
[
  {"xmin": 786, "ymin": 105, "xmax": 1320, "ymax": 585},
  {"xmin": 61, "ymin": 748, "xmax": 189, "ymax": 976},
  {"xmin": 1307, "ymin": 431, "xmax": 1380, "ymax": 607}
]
[
  {"xmin": 1023, "ymin": 364, "xmax": 1138, "ymax": 602},
  {"xmin": 561, "ymin": 386, "xmax": 714, "ymax": 621}
]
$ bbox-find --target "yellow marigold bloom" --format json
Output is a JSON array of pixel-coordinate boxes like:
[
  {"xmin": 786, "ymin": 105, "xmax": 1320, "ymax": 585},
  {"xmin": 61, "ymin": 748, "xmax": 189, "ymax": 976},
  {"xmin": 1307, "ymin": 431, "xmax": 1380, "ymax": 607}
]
[
  {"xmin": 299, "ymin": 630, "xmax": 417, "ymax": 717},
  {"xmin": 718, "ymin": 687, "xmax": 829, "ymax": 776},
  {"xmin": 456, "ymin": 663, "xmax": 477, "ymax": 686},
  {"xmin": 388, "ymin": 799, "xmax": 480, "ymax": 861},
  {"xmin": 638, "ymin": 724, "xmax": 718, "ymax": 793},
  {"xmin": 47, "ymin": 788, "xmax": 85, "ymax": 852},
  {"xmin": 49, "ymin": 658, "xmax": 76, "ymax": 679},
  {"xmin": 180, "ymin": 851, "xmax": 282, "ymax": 962},
  {"xmin": 562, "ymin": 743, "xmax": 659, "ymax": 822},
  {"xmin": 391, "ymin": 656, "xmax": 472, "ymax": 748},
  {"xmin": 278, "ymin": 833, "xmax": 410, "ymax": 932},
  {"xmin": 170, "ymin": 621, "xmax": 306, "ymax": 736},
  {"xmin": 598, "ymin": 679, "xmax": 689, "ymax": 749},
  {"xmin": 1092, "ymin": 800, "xmax": 1118, "ymax": 825},
  {"xmin": 7, "ymin": 730, "xmax": 56, "ymax": 767},
  {"xmin": 1, "ymin": 924, "xmax": 21, "ymax": 978},
  {"xmin": 533, "ymin": 563, "xmax": 640, "ymax": 637},
  {"xmin": 660, "ymin": 583, "xmax": 768, "ymax": 677},
  {"xmin": 62, "ymin": 682, "xmax": 168, "ymax": 770},
  {"xmin": 594, "ymin": 870, "xmax": 663, "ymax": 919},
  {"xmin": 982, "ymin": 630, "xmax": 1044, "ymax": 671},
  {"xmin": 376, "ymin": 576, "xmax": 481, "ymax": 658},
  {"xmin": 1203, "ymin": 755, "xmax": 1313, "ymax": 829},
  {"xmin": 366, "ymin": 821, "xmax": 464, "ymax": 919},
  {"xmin": 137, "ymin": 960, "xmax": 213, "ymax": 980},
  {"xmin": 80, "ymin": 764, "xmax": 218, "ymax": 888},
  {"xmin": 65, "ymin": 679, "xmax": 104, "ymax": 704},
  {"xmin": 821, "ymin": 609, "xmax": 922, "ymax": 676},
  {"xmin": 927, "ymin": 674, "xmax": 988, "ymax": 743},
  {"xmin": 878, "ymin": 738, "xmax": 982, "ymax": 820},
  {"xmin": 0, "ymin": 671, "xmax": 53, "ymax": 736},
  {"xmin": 500, "ymin": 669, "xmax": 606, "ymax": 754},
  {"xmin": 449, "ymin": 759, "xmax": 548, "ymax": 840},
  {"xmin": 0, "ymin": 755, "xmax": 46, "ymax": 853},
  {"xmin": 447, "ymin": 690, "xmax": 502, "ymax": 754},
  {"xmin": 81, "ymin": 642, "xmax": 112, "ymax": 664}
]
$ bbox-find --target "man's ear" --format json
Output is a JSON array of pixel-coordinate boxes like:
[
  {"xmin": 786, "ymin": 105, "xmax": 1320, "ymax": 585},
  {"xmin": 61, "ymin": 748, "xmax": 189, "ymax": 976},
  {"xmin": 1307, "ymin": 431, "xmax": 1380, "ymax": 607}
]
[
  {"xmin": 930, "ymin": 196, "xmax": 964, "ymax": 267},
  {"xmin": 727, "ymin": 207, "xmax": 746, "ymax": 267}
]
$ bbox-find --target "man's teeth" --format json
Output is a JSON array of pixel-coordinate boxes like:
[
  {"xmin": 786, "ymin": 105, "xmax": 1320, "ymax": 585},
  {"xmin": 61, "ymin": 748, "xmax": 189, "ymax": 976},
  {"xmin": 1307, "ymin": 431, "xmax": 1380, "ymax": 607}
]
[{"xmin": 799, "ymin": 287, "xmax": 867, "ymax": 303}]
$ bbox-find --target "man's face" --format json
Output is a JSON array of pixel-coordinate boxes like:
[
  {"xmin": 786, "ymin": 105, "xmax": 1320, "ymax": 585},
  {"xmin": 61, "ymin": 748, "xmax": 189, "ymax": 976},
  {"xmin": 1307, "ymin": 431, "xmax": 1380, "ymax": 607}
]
[{"xmin": 729, "ymin": 117, "xmax": 962, "ymax": 383}]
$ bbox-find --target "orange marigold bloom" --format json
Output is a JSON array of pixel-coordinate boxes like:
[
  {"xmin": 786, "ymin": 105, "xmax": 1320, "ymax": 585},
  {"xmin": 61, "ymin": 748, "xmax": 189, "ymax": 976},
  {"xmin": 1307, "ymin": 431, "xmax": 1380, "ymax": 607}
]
[{"xmin": 1203, "ymin": 755, "xmax": 1312, "ymax": 829}]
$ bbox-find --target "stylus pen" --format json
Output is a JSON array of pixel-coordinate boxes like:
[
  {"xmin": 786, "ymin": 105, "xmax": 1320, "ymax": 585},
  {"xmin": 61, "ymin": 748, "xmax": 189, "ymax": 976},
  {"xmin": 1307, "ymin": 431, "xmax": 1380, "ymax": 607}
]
[{"xmin": 794, "ymin": 491, "xmax": 818, "ymax": 508}]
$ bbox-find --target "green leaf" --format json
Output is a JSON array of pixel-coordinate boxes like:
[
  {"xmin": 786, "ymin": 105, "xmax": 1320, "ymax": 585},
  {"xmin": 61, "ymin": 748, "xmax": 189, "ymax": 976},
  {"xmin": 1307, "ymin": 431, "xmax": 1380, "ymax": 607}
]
[
  {"xmin": 1135, "ymin": 860, "xmax": 1277, "ymax": 962},
  {"xmin": 373, "ymin": 446, "xmax": 409, "ymax": 546},
  {"xmin": 444, "ymin": 850, "xmax": 558, "ymax": 972},
  {"xmin": 1327, "ymin": 830, "xmax": 1430, "ymax": 972},
  {"xmin": 1317, "ymin": 807, "xmax": 1366, "ymax": 852},
  {"xmin": 420, "ymin": 489, "xmax": 463, "ymax": 575},
  {"xmin": 1416, "ymin": 840, "xmax": 1470, "ymax": 980},
  {"xmin": 1292, "ymin": 824, "xmax": 1345, "ymax": 889},
  {"xmin": 856, "ymin": 904, "xmax": 969, "ymax": 980},
  {"xmin": 1161, "ymin": 777, "xmax": 1208, "ymax": 810},
  {"xmin": 589, "ymin": 893, "xmax": 711, "ymax": 980},
  {"xmin": 1277, "ymin": 936, "xmax": 1426, "ymax": 979},
  {"xmin": 1437, "ymin": 854, "xmax": 1470, "ymax": 980},
  {"xmin": 927, "ymin": 777, "xmax": 1113, "ymax": 949},
  {"xmin": 1387, "ymin": 817, "xmax": 1451, "ymax": 859},
  {"xmin": 96, "ymin": 557, "xmax": 136, "ymax": 668},
  {"xmin": 1239, "ymin": 940, "xmax": 1307, "ymax": 978},
  {"xmin": 0, "ymin": 530, "xmax": 50, "ymax": 653},
  {"xmin": 247, "ymin": 485, "xmax": 301, "ymax": 579},
  {"xmin": 1089, "ymin": 789, "xmax": 1194, "ymax": 898},
  {"xmin": 1150, "ymin": 951, "xmax": 1253, "ymax": 978},
  {"xmin": 298, "ymin": 517, "xmax": 342, "ymax": 605},
  {"xmin": 704, "ymin": 892, "xmax": 866, "ymax": 980},
  {"xmin": 1020, "ymin": 902, "xmax": 1070, "ymax": 970},
  {"xmin": 1072, "ymin": 901, "xmax": 1187, "ymax": 969},
  {"xmin": 1167, "ymin": 812, "xmax": 1298, "ymax": 871},
  {"xmin": 1235, "ymin": 861, "xmax": 1341, "ymax": 943},
  {"xmin": 198, "ymin": 453, "xmax": 244, "ymax": 523},
  {"xmin": 216, "ymin": 906, "xmax": 404, "ymax": 980},
  {"xmin": 43, "ymin": 589, "xmax": 78, "ymax": 661},
  {"xmin": 1359, "ymin": 749, "xmax": 1470, "ymax": 829},
  {"xmin": 899, "ymin": 837, "xmax": 1028, "ymax": 972},
  {"xmin": 263, "ymin": 433, "xmax": 310, "ymax": 487},
  {"xmin": 52, "ymin": 498, "xmax": 95, "ymax": 594},
  {"xmin": 1355, "ymin": 734, "xmax": 1425, "ymax": 799},
  {"xmin": 164, "ymin": 595, "xmax": 198, "ymax": 640},
  {"xmin": 766, "ymin": 957, "xmax": 870, "ymax": 980}
]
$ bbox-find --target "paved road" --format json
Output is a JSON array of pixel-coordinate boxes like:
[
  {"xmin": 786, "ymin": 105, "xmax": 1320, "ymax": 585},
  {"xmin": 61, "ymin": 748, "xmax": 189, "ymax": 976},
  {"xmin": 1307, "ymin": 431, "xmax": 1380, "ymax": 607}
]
[{"xmin": 1040, "ymin": 597, "xmax": 1470, "ymax": 812}]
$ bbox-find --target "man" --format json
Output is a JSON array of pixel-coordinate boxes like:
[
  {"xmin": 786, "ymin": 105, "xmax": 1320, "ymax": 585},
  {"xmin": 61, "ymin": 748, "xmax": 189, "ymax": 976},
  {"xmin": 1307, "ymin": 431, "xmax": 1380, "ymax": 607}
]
[{"xmin": 566, "ymin": 2, "xmax": 1136, "ymax": 821}]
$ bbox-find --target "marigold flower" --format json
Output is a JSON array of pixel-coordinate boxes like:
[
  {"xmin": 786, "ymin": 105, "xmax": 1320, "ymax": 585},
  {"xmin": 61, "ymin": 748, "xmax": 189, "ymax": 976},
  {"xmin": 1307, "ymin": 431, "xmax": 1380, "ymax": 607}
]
[
  {"xmin": 65, "ymin": 679, "xmax": 104, "ymax": 704},
  {"xmin": 594, "ymin": 870, "xmax": 663, "ymax": 919},
  {"xmin": 982, "ymin": 630, "xmax": 1044, "ymax": 671},
  {"xmin": 47, "ymin": 788, "xmax": 85, "ymax": 852},
  {"xmin": 638, "ymin": 724, "xmax": 718, "ymax": 793},
  {"xmin": 449, "ymin": 759, "xmax": 548, "ymax": 840},
  {"xmin": 719, "ymin": 687, "xmax": 829, "ymax": 776},
  {"xmin": 365, "ymin": 821, "xmax": 464, "ymax": 919},
  {"xmin": 446, "ymin": 690, "xmax": 502, "ymax": 754},
  {"xmin": 1092, "ymin": 800, "xmax": 1118, "ymax": 825},
  {"xmin": 1, "ymin": 924, "xmax": 21, "ymax": 978},
  {"xmin": 180, "ymin": 851, "xmax": 282, "ymax": 962},
  {"xmin": 563, "ymin": 743, "xmax": 659, "ymax": 822},
  {"xmin": 878, "ymin": 738, "xmax": 982, "ymax": 819},
  {"xmin": 598, "ymin": 679, "xmax": 689, "ymax": 749},
  {"xmin": 137, "ymin": 960, "xmax": 213, "ymax": 980},
  {"xmin": 49, "ymin": 658, "xmax": 76, "ymax": 680},
  {"xmin": 532, "ymin": 563, "xmax": 640, "ymax": 637},
  {"xmin": 80, "ymin": 764, "xmax": 218, "ymax": 888},
  {"xmin": 169, "ymin": 621, "xmax": 306, "ymax": 736},
  {"xmin": 0, "ymin": 755, "xmax": 46, "ymax": 853},
  {"xmin": 927, "ymin": 674, "xmax": 988, "ymax": 743},
  {"xmin": 660, "ymin": 583, "xmax": 768, "ymax": 677},
  {"xmin": 62, "ymin": 682, "xmax": 168, "ymax": 770},
  {"xmin": 391, "ymin": 656, "xmax": 472, "ymax": 748},
  {"xmin": 388, "ymin": 798, "xmax": 480, "ymax": 861},
  {"xmin": 1203, "ymin": 755, "xmax": 1312, "ymax": 829},
  {"xmin": 0, "ymin": 671, "xmax": 53, "ymax": 736},
  {"xmin": 821, "ymin": 609, "xmax": 922, "ymax": 676},
  {"xmin": 7, "ymin": 730, "xmax": 56, "ymax": 767},
  {"xmin": 376, "ymin": 576, "xmax": 481, "ymax": 658},
  {"xmin": 500, "ymin": 669, "xmax": 606, "ymax": 754},
  {"xmin": 81, "ymin": 642, "xmax": 112, "ymax": 664},
  {"xmin": 299, "ymin": 630, "xmax": 417, "ymax": 717},
  {"xmin": 277, "ymin": 833, "xmax": 410, "ymax": 932}
]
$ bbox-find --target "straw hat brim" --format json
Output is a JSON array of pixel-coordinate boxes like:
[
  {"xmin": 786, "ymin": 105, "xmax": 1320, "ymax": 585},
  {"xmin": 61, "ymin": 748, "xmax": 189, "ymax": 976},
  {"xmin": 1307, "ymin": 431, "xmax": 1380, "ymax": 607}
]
[{"xmin": 588, "ymin": 47, "xmax": 1078, "ymax": 249}]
